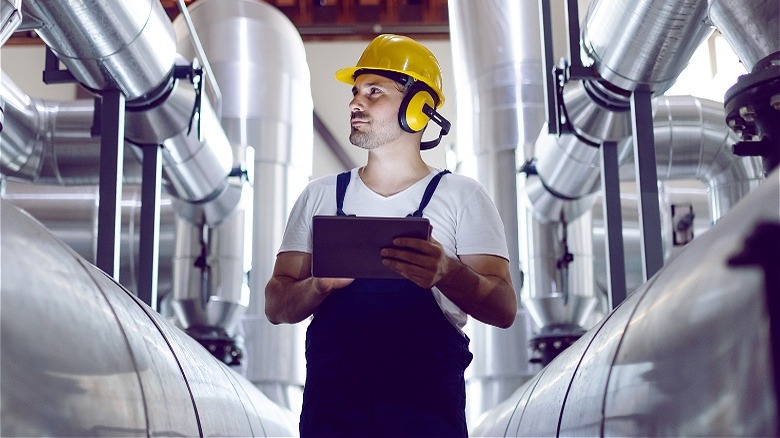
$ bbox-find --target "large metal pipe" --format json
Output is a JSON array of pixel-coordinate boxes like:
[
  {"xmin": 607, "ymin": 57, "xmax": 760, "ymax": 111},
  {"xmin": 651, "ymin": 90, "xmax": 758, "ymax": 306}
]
[
  {"xmin": 471, "ymin": 168, "xmax": 779, "ymax": 437},
  {"xmin": 707, "ymin": 0, "xmax": 780, "ymax": 73},
  {"xmin": 448, "ymin": 0, "xmax": 545, "ymax": 423},
  {"xmin": 524, "ymin": 94, "xmax": 761, "ymax": 331},
  {"xmin": 583, "ymin": 0, "xmax": 714, "ymax": 94},
  {"xmin": 0, "ymin": 72, "xmax": 143, "ymax": 185},
  {"xmin": 1, "ymin": 180, "xmax": 177, "ymax": 301},
  {"xmin": 0, "ymin": 198, "xmax": 297, "ymax": 436},
  {"xmin": 172, "ymin": 0, "xmax": 313, "ymax": 410},
  {"xmin": 0, "ymin": 0, "xmax": 22, "ymax": 47},
  {"xmin": 21, "ymin": 0, "xmax": 239, "ymax": 225},
  {"xmin": 527, "ymin": 0, "xmax": 715, "ymax": 234},
  {"xmin": 618, "ymin": 95, "xmax": 764, "ymax": 220},
  {"xmin": 19, "ymin": 0, "xmax": 175, "ymax": 100}
]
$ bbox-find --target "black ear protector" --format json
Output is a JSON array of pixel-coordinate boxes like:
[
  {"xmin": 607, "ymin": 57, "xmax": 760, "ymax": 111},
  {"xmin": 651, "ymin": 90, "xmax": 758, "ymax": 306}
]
[{"xmin": 398, "ymin": 81, "xmax": 452, "ymax": 150}]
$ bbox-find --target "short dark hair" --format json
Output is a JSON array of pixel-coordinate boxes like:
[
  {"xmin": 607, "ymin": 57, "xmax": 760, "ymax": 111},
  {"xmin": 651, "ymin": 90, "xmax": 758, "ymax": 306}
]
[{"xmin": 353, "ymin": 68, "xmax": 414, "ymax": 92}]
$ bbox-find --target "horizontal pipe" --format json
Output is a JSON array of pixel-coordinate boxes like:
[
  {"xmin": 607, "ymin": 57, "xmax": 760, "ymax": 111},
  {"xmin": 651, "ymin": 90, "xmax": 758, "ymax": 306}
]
[{"xmin": 0, "ymin": 71, "xmax": 143, "ymax": 184}]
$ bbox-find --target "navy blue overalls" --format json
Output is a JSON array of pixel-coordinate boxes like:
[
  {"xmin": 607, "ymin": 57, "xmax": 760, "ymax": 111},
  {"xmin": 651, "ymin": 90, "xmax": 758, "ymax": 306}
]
[{"xmin": 299, "ymin": 169, "xmax": 473, "ymax": 437}]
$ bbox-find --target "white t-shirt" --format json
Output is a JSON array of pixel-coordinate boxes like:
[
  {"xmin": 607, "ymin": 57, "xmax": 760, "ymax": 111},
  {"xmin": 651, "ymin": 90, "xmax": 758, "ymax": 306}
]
[{"xmin": 278, "ymin": 167, "xmax": 510, "ymax": 330}]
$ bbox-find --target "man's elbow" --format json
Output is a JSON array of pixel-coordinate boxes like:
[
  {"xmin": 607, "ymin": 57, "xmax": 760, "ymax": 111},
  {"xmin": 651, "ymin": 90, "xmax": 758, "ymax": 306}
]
[
  {"xmin": 264, "ymin": 282, "xmax": 284, "ymax": 325},
  {"xmin": 492, "ymin": 305, "xmax": 516, "ymax": 329},
  {"xmin": 495, "ymin": 291, "xmax": 518, "ymax": 329},
  {"xmin": 265, "ymin": 306, "xmax": 283, "ymax": 325}
]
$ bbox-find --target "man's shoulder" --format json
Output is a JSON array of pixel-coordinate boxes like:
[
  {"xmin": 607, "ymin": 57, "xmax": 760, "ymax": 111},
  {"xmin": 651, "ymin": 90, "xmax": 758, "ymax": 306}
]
[
  {"xmin": 306, "ymin": 169, "xmax": 355, "ymax": 189},
  {"xmin": 438, "ymin": 171, "xmax": 485, "ymax": 192}
]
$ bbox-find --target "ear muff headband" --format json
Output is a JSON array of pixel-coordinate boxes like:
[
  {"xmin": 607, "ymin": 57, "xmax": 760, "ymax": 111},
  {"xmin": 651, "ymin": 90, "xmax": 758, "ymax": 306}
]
[{"xmin": 399, "ymin": 83, "xmax": 436, "ymax": 133}]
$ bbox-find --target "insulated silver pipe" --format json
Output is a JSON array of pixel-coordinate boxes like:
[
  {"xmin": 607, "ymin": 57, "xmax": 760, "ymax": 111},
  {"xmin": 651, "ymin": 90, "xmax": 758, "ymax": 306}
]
[
  {"xmin": 1, "ymin": 180, "xmax": 176, "ymax": 299},
  {"xmin": 530, "ymin": 95, "xmax": 759, "ymax": 223},
  {"xmin": 618, "ymin": 95, "xmax": 764, "ymax": 221},
  {"xmin": 20, "ymin": 0, "xmax": 175, "ymax": 100},
  {"xmin": 21, "ymin": 0, "xmax": 239, "ymax": 225},
  {"xmin": 449, "ymin": 0, "xmax": 546, "ymax": 423},
  {"xmin": 172, "ymin": 0, "xmax": 313, "ymax": 411},
  {"xmin": 124, "ymin": 67, "xmax": 238, "ymax": 224},
  {"xmin": 582, "ymin": 0, "xmax": 714, "ymax": 93},
  {"xmin": 708, "ymin": 0, "xmax": 780, "ymax": 72},
  {"xmin": 0, "ymin": 72, "xmax": 143, "ymax": 184},
  {"xmin": 0, "ymin": 0, "xmax": 22, "ymax": 46},
  {"xmin": 525, "ymin": 94, "xmax": 760, "ymax": 344},
  {"xmin": 171, "ymin": 187, "xmax": 251, "ymax": 338},
  {"xmin": 0, "ymin": 199, "xmax": 298, "ymax": 437},
  {"xmin": 521, "ymin": 200, "xmax": 597, "ymax": 331},
  {"xmin": 471, "ymin": 168, "xmax": 779, "ymax": 437}
]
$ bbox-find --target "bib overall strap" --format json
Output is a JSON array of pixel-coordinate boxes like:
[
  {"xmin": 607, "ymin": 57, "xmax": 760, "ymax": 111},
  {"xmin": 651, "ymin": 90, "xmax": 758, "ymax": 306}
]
[
  {"xmin": 408, "ymin": 169, "xmax": 451, "ymax": 218},
  {"xmin": 335, "ymin": 170, "xmax": 352, "ymax": 216}
]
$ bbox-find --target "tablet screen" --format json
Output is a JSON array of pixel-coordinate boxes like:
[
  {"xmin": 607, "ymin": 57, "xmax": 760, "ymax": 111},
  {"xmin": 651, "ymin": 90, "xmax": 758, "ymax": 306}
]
[{"xmin": 312, "ymin": 215, "xmax": 430, "ymax": 279}]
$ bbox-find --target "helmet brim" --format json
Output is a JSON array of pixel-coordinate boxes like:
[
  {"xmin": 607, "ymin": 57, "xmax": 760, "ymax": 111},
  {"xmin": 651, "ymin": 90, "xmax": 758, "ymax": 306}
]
[{"xmin": 334, "ymin": 66, "xmax": 445, "ymax": 108}]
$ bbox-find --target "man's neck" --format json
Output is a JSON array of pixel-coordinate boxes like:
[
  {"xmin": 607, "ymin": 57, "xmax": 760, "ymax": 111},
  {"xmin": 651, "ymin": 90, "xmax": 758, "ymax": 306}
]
[{"xmin": 359, "ymin": 143, "xmax": 431, "ymax": 197}]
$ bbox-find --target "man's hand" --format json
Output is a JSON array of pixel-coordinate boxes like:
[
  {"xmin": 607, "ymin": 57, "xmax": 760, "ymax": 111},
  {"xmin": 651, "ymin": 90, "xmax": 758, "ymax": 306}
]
[
  {"xmin": 380, "ymin": 235, "xmax": 450, "ymax": 289},
  {"xmin": 265, "ymin": 251, "xmax": 354, "ymax": 324},
  {"xmin": 314, "ymin": 277, "xmax": 355, "ymax": 294},
  {"xmin": 380, "ymin": 227, "xmax": 517, "ymax": 329}
]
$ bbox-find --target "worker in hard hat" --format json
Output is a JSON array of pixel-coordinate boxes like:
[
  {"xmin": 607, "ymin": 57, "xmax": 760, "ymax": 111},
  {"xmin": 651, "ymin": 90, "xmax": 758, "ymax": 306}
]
[{"xmin": 265, "ymin": 34, "xmax": 517, "ymax": 436}]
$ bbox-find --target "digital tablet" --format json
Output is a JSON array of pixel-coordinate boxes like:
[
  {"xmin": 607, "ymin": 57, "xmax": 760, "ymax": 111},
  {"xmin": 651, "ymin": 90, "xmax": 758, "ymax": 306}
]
[{"xmin": 312, "ymin": 215, "xmax": 430, "ymax": 279}]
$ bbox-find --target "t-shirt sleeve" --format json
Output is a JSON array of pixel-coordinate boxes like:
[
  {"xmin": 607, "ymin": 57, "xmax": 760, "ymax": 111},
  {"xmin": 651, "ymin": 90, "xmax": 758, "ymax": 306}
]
[
  {"xmin": 455, "ymin": 183, "xmax": 510, "ymax": 260},
  {"xmin": 278, "ymin": 186, "xmax": 315, "ymax": 254}
]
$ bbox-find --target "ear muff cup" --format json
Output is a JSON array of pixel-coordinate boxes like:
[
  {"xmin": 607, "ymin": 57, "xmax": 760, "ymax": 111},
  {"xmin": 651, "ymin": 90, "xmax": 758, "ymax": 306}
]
[{"xmin": 399, "ymin": 84, "xmax": 437, "ymax": 133}]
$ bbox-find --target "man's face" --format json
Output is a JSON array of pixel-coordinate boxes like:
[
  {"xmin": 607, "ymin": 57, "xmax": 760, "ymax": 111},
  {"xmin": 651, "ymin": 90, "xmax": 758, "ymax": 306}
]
[{"xmin": 348, "ymin": 73, "xmax": 406, "ymax": 150}]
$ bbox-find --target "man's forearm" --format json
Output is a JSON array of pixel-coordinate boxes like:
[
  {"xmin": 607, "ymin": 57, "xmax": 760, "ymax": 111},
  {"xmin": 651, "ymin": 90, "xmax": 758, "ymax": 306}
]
[
  {"xmin": 265, "ymin": 276, "xmax": 326, "ymax": 325},
  {"xmin": 435, "ymin": 257, "xmax": 517, "ymax": 329}
]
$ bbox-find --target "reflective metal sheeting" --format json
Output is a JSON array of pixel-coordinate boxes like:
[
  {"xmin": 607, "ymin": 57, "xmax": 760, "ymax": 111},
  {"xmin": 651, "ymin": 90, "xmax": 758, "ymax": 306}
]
[
  {"xmin": 473, "ymin": 169, "xmax": 779, "ymax": 436},
  {"xmin": 0, "ymin": 199, "xmax": 298, "ymax": 436},
  {"xmin": 172, "ymin": 0, "xmax": 314, "ymax": 411}
]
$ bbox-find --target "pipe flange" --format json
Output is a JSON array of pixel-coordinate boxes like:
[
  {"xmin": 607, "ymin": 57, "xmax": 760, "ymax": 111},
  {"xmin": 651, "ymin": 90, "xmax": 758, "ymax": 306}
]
[{"xmin": 724, "ymin": 58, "xmax": 780, "ymax": 172}]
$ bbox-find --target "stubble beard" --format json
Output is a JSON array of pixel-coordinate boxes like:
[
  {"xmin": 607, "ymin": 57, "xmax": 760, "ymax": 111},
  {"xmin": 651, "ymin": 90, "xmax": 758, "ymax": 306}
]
[{"xmin": 350, "ymin": 116, "xmax": 403, "ymax": 150}]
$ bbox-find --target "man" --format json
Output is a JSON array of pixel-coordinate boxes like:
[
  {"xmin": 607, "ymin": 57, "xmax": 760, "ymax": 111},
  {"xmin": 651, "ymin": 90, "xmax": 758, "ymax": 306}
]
[{"xmin": 265, "ymin": 34, "xmax": 517, "ymax": 437}]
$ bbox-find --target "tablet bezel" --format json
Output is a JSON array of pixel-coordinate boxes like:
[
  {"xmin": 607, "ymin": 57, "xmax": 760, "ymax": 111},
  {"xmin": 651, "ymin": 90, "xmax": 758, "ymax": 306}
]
[{"xmin": 312, "ymin": 215, "xmax": 431, "ymax": 279}]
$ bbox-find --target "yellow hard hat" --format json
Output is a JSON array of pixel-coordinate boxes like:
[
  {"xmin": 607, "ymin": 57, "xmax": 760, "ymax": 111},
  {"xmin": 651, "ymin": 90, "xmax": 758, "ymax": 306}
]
[{"xmin": 335, "ymin": 34, "xmax": 445, "ymax": 107}]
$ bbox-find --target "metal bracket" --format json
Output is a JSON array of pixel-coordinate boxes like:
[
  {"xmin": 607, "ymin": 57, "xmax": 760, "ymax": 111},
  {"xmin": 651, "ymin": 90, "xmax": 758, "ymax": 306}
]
[
  {"xmin": 539, "ymin": 0, "xmax": 598, "ymax": 136},
  {"xmin": 42, "ymin": 46, "xmax": 76, "ymax": 84}
]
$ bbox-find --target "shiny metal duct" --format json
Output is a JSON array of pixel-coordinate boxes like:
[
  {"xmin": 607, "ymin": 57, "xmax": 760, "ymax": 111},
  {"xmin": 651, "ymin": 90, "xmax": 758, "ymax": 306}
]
[
  {"xmin": 582, "ymin": 0, "xmax": 714, "ymax": 93},
  {"xmin": 471, "ymin": 168, "xmax": 779, "ymax": 437},
  {"xmin": 2, "ymin": 180, "xmax": 177, "ymax": 300},
  {"xmin": 708, "ymin": 0, "xmax": 780, "ymax": 73},
  {"xmin": 0, "ymin": 199, "xmax": 298, "ymax": 437},
  {"xmin": 525, "ymin": 94, "xmax": 760, "ymax": 331},
  {"xmin": 526, "ymin": 82, "xmax": 632, "ymax": 223},
  {"xmin": 20, "ymin": 0, "xmax": 175, "ymax": 100},
  {"xmin": 172, "ymin": 0, "xmax": 313, "ymax": 410},
  {"xmin": 0, "ymin": 0, "xmax": 22, "ymax": 46},
  {"xmin": 21, "ymin": 0, "xmax": 239, "ymax": 225},
  {"xmin": 448, "ymin": 0, "xmax": 545, "ymax": 424},
  {"xmin": 0, "ymin": 72, "xmax": 143, "ymax": 184},
  {"xmin": 520, "ymin": 199, "xmax": 597, "ymax": 334},
  {"xmin": 618, "ymin": 95, "xmax": 765, "ymax": 220},
  {"xmin": 124, "ymin": 60, "xmax": 237, "ymax": 224},
  {"xmin": 170, "ymin": 188, "xmax": 252, "ymax": 362},
  {"xmin": 529, "ymin": 0, "xmax": 715, "ymax": 222}
]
